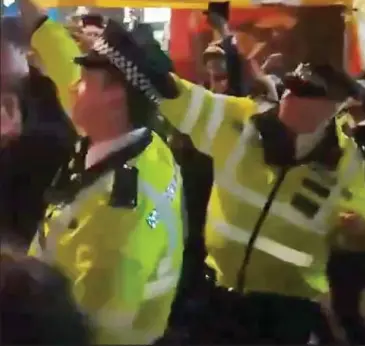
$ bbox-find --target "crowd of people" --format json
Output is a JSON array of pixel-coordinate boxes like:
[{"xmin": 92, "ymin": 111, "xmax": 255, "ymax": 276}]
[{"xmin": 1, "ymin": 0, "xmax": 365, "ymax": 344}]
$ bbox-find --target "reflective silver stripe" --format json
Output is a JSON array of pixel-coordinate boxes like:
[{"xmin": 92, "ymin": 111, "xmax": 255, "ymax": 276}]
[
  {"xmin": 217, "ymin": 175, "xmax": 326, "ymax": 234},
  {"xmin": 217, "ymin": 123, "xmax": 326, "ymax": 234},
  {"xmin": 313, "ymin": 146, "xmax": 362, "ymax": 226},
  {"xmin": 141, "ymin": 166, "xmax": 180, "ymax": 256},
  {"xmin": 144, "ymin": 273, "xmax": 180, "ymax": 300},
  {"xmin": 199, "ymin": 94, "xmax": 226, "ymax": 155},
  {"xmin": 157, "ymin": 257, "xmax": 172, "ymax": 276},
  {"xmin": 212, "ymin": 221, "xmax": 313, "ymax": 267},
  {"xmin": 178, "ymin": 85, "xmax": 206, "ymax": 134},
  {"xmin": 219, "ymin": 121, "xmax": 257, "ymax": 176},
  {"xmin": 140, "ymin": 166, "xmax": 181, "ymax": 299}
]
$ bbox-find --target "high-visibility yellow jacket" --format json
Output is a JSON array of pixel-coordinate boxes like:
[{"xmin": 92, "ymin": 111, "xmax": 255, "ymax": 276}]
[
  {"xmin": 29, "ymin": 132, "xmax": 184, "ymax": 344},
  {"xmin": 160, "ymin": 77, "xmax": 365, "ymax": 298},
  {"xmin": 30, "ymin": 19, "xmax": 184, "ymax": 344}
]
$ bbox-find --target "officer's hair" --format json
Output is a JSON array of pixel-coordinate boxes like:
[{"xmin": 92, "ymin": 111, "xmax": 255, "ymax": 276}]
[
  {"xmin": 0, "ymin": 249, "xmax": 92, "ymax": 345},
  {"xmin": 102, "ymin": 67, "xmax": 158, "ymax": 129}
]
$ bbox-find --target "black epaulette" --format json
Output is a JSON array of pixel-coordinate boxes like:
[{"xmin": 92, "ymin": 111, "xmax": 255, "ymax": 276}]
[{"xmin": 108, "ymin": 165, "xmax": 138, "ymax": 209}]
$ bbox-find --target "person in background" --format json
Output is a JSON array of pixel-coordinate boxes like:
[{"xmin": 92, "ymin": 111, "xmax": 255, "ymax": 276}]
[
  {"xmin": 19, "ymin": 0, "xmax": 185, "ymax": 343},
  {"xmin": 203, "ymin": 42, "xmax": 228, "ymax": 93},
  {"xmin": 65, "ymin": 13, "xmax": 104, "ymax": 54},
  {"xmin": 205, "ymin": 12, "xmax": 281, "ymax": 101},
  {"xmin": 0, "ymin": 17, "xmax": 76, "ymax": 248},
  {"xmin": 80, "ymin": 13, "xmax": 104, "ymax": 39},
  {"xmin": 0, "ymin": 248, "xmax": 92, "ymax": 345}
]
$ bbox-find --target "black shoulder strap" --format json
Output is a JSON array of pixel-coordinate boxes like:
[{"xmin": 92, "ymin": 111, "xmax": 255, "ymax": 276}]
[{"xmin": 81, "ymin": 130, "xmax": 152, "ymax": 188}]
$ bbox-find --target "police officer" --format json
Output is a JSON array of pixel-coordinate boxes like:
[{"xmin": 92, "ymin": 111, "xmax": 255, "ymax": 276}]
[
  {"xmin": 23, "ymin": 11, "xmax": 185, "ymax": 345},
  {"xmin": 157, "ymin": 62, "xmax": 365, "ymax": 342}
]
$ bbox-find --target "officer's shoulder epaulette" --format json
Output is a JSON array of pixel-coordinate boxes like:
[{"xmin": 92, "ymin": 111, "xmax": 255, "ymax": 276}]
[{"xmin": 108, "ymin": 165, "xmax": 139, "ymax": 209}]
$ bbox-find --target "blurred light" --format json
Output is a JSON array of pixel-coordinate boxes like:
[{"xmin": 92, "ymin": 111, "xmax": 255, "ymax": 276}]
[
  {"xmin": 124, "ymin": 7, "xmax": 132, "ymax": 23},
  {"xmin": 3, "ymin": 0, "xmax": 16, "ymax": 7},
  {"xmin": 75, "ymin": 6, "xmax": 89, "ymax": 16},
  {"xmin": 144, "ymin": 8, "xmax": 171, "ymax": 23}
]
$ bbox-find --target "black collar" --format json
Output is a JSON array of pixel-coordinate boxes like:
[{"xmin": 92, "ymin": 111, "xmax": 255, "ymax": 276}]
[
  {"xmin": 252, "ymin": 108, "xmax": 343, "ymax": 170},
  {"xmin": 45, "ymin": 130, "xmax": 152, "ymax": 205}
]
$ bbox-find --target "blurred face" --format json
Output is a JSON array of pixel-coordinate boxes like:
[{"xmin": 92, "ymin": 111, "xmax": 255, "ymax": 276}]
[
  {"xmin": 82, "ymin": 25, "xmax": 103, "ymax": 40},
  {"xmin": 279, "ymin": 90, "xmax": 338, "ymax": 134},
  {"xmin": 205, "ymin": 57, "xmax": 228, "ymax": 94},
  {"xmin": 71, "ymin": 68, "xmax": 128, "ymax": 141}
]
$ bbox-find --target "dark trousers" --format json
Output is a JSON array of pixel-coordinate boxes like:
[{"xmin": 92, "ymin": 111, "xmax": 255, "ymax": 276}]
[{"xmin": 327, "ymin": 250, "xmax": 365, "ymax": 344}]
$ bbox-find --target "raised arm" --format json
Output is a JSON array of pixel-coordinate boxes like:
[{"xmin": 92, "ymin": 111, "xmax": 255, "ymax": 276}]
[
  {"xmin": 159, "ymin": 75, "xmax": 257, "ymax": 158},
  {"xmin": 19, "ymin": 0, "xmax": 81, "ymax": 113}
]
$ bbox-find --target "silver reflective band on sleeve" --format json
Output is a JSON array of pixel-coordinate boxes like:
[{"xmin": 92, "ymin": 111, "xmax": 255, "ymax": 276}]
[
  {"xmin": 157, "ymin": 256, "xmax": 173, "ymax": 277},
  {"xmin": 144, "ymin": 273, "xmax": 180, "ymax": 300},
  {"xmin": 178, "ymin": 85, "xmax": 206, "ymax": 135},
  {"xmin": 199, "ymin": 94, "xmax": 226, "ymax": 155},
  {"xmin": 212, "ymin": 221, "xmax": 313, "ymax": 267}
]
